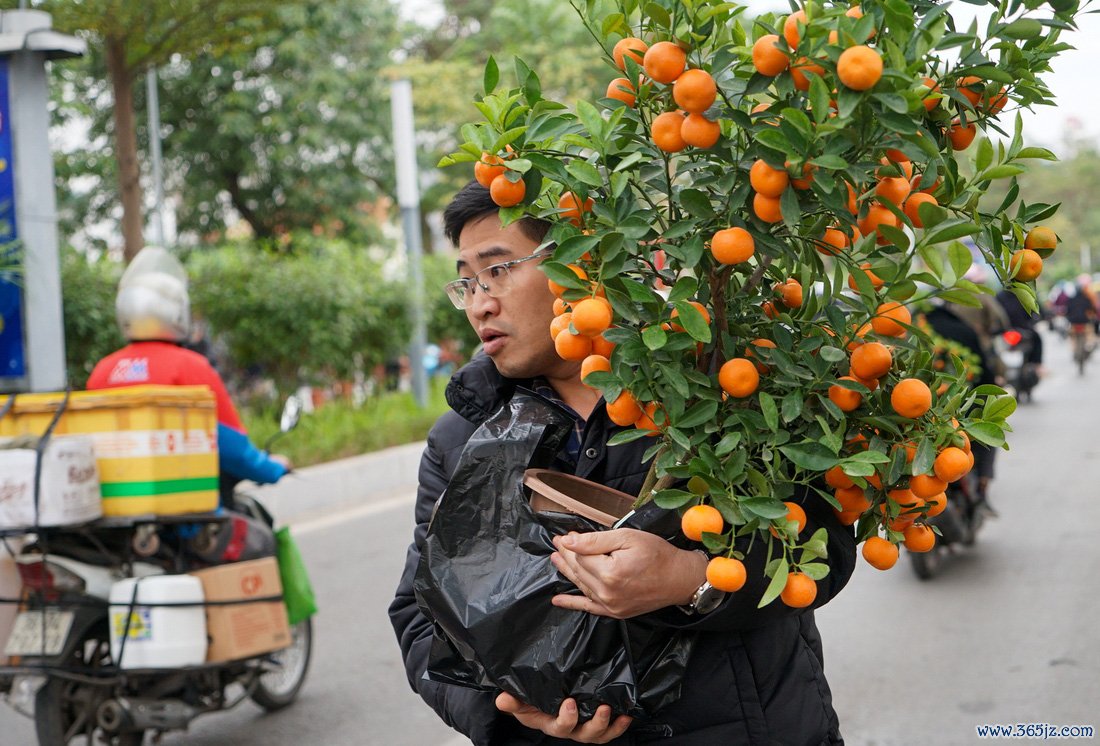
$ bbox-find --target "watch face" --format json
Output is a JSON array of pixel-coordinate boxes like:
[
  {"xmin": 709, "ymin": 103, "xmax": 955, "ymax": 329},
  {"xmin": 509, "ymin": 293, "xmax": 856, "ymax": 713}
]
[{"xmin": 694, "ymin": 584, "xmax": 725, "ymax": 615}]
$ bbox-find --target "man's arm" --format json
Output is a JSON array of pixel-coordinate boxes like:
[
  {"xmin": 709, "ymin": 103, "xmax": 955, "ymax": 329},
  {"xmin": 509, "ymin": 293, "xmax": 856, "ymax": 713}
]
[
  {"xmin": 551, "ymin": 487, "xmax": 857, "ymax": 632},
  {"xmin": 387, "ymin": 419, "xmax": 504, "ymax": 746}
]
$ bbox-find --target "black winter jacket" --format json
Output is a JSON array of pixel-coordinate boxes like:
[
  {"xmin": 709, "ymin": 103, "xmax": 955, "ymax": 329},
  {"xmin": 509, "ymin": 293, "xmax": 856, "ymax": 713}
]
[{"xmin": 389, "ymin": 354, "xmax": 857, "ymax": 746}]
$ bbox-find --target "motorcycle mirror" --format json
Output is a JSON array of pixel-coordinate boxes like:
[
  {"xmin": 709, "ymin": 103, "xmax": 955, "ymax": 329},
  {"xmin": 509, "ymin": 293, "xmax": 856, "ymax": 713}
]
[{"xmin": 279, "ymin": 395, "xmax": 303, "ymax": 433}]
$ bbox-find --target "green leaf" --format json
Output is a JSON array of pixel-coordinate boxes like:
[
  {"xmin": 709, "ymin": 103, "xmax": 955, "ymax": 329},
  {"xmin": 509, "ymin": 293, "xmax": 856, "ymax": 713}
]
[
  {"xmin": 542, "ymin": 262, "xmax": 587, "ymax": 290},
  {"xmin": 966, "ymin": 421, "xmax": 1006, "ymax": 447},
  {"xmin": 912, "ymin": 438, "xmax": 936, "ymax": 476},
  {"xmin": 715, "ymin": 432, "xmax": 742, "ymax": 456},
  {"xmin": 1015, "ymin": 146, "xmax": 1056, "ymax": 161},
  {"xmin": 980, "ymin": 164, "xmax": 1025, "ymax": 180},
  {"xmin": 672, "ymin": 299, "xmax": 712, "ymax": 343},
  {"xmin": 779, "ymin": 442, "xmax": 838, "ymax": 471},
  {"xmin": 607, "ymin": 428, "xmax": 659, "ymax": 446},
  {"xmin": 576, "ymin": 99, "xmax": 607, "ymax": 145},
  {"xmin": 982, "ymin": 395, "xmax": 1017, "ymax": 422},
  {"xmin": 741, "ymin": 497, "xmax": 790, "ymax": 520},
  {"xmin": 613, "ymin": 151, "xmax": 646, "ymax": 173},
  {"xmin": 923, "ymin": 220, "xmax": 980, "ymax": 245},
  {"xmin": 809, "ymin": 74, "xmax": 831, "ymax": 124},
  {"xmin": 948, "ymin": 240, "xmax": 973, "ymax": 279},
  {"xmin": 652, "ymin": 489, "xmax": 696, "ymax": 509},
  {"xmin": 1001, "ymin": 18, "xmax": 1042, "ymax": 40},
  {"xmin": 844, "ymin": 450, "xmax": 892, "ymax": 464},
  {"xmin": 555, "ymin": 234, "xmax": 601, "ymax": 264},
  {"xmin": 680, "ymin": 189, "xmax": 716, "ymax": 219},
  {"xmin": 566, "ymin": 159, "xmax": 603, "ymax": 187},
  {"xmin": 781, "ymin": 391, "xmax": 803, "ymax": 422},
  {"xmin": 642, "ymin": 325, "xmax": 668, "ymax": 350},
  {"xmin": 483, "ymin": 55, "xmax": 499, "ymax": 96},
  {"xmin": 645, "ymin": 2, "xmax": 671, "ymax": 28},
  {"xmin": 758, "ymin": 556, "xmax": 789, "ymax": 608},
  {"xmin": 760, "ymin": 391, "xmax": 779, "ymax": 432},
  {"xmin": 975, "ymin": 137, "xmax": 993, "ymax": 173},
  {"xmin": 678, "ymin": 399, "xmax": 719, "ymax": 429},
  {"xmin": 810, "ymin": 154, "xmax": 848, "ymax": 170},
  {"xmin": 799, "ymin": 562, "xmax": 830, "ymax": 581},
  {"xmin": 668, "ymin": 275, "xmax": 700, "ymax": 303}
]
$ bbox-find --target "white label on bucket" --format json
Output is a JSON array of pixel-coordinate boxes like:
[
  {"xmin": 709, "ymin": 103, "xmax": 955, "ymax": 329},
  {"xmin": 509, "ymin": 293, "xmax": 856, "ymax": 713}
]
[{"xmin": 90, "ymin": 430, "xmax": 216, "ymax": 459}]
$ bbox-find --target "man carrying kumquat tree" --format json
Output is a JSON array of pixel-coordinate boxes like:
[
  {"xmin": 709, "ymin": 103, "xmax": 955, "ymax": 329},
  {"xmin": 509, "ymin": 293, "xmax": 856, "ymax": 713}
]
[{"xmin": 393, "ymin": 0, "xmax": 1076, "ymax": 743}]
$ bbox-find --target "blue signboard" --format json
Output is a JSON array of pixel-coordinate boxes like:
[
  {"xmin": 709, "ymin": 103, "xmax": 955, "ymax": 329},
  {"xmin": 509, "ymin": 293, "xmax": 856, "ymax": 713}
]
[{"xmin": 0, "ymin": 57, "xmax": 27, "ymax": 387}]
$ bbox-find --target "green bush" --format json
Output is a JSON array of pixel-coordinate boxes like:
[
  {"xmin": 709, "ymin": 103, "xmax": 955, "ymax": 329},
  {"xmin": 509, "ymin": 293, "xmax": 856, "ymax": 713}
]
[
  {"xmin": 241, "ymin": 376, "xmax": 450, "ymax": 466},
  {"xmin": 60, "ymin": 247, "xmax": 124, "ymax": 388},
  {"xmin": 186, "ymin": 241, "xmax": 411, "ymax": 393}
]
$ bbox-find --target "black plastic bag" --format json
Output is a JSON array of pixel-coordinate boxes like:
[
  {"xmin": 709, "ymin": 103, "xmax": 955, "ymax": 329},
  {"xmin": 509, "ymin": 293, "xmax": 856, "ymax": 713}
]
[{"xmin": 413, "ymin": 390, "xmax": 694, "ymax": 721}]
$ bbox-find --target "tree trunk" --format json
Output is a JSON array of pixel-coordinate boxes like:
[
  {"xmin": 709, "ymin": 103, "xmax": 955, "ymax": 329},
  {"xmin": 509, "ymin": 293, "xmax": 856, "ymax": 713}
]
[
  {"xmin": 106, "ymin": 37, "xmax": 144, "ymax": 262},
  {"xmin": 223, "ymin": 170, "xmax": 272, "ymax": 239}
]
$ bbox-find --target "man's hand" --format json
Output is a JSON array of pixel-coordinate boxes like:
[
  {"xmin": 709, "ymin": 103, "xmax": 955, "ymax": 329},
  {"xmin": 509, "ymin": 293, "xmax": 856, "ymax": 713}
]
[
  {"xmin": 550, "ymin": 529, "xmax": 707, "ymax": 618},
  {"xmin": 495, "ymin": 692, "xmax": 632, "ymax": 744},
  {"xmin": 270, "ymin": 453, "xmax": 293, "ymax": 473}
]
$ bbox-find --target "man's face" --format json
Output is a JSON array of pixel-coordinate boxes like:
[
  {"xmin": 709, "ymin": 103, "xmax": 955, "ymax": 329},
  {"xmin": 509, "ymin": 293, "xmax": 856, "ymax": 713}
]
[{"xmin": 456, "ymin": 215, "xmax": 572, "ymax": 380}]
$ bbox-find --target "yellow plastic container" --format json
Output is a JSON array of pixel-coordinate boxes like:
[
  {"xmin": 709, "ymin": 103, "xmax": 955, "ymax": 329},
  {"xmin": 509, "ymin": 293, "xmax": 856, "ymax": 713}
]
[{"xmin": 0, "ymin": 386, "xmax": 219, "ymax": 517}]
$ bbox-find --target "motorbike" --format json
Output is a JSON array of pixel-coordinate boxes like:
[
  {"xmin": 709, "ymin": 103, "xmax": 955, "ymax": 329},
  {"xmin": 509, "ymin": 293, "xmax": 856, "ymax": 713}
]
[
  {"xmin": 997, "ymin": 328, "xmax": 1040, "ymax": 402},
  {"xmin": 908, "ymin": 471, "xmax": 986, "ymax": 580},
  {"xmin": 1068, "ymin": 323, "xmax": 1093, "ymax": 376},
  {"xmin": 1, "ymin": 396, "xmax": 310, "ymax": 745}
]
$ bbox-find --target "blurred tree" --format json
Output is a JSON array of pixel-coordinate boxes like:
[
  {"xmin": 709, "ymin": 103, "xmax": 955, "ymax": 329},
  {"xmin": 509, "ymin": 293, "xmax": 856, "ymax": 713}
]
[
  {"xmin": 398, "ymin": 0, "xmax": 608, "ymax": 238},
  {"xmin": 982, "ymin": 129, "xmax": 1100, "ymax": 284},
  {"xmin": 26, "ymin": 0, "xmax": 284, "ymax": 261},
  {"xmin": 59, "ymin": 247, "xmax": 124, "ymax": 387},
  {"xmin": 186, "ymin": 241, "xmax": 410, "ymax": 394},
  {"xmin": 155, "ymin": 0, "xmax": 402, "ymax": 246}
]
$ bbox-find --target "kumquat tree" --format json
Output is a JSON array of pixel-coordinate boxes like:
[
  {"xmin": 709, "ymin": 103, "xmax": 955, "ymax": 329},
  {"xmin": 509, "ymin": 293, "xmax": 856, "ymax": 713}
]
[{"xmin": 440, "ymin": 0, "xmax": 1080, "ymax": 608}]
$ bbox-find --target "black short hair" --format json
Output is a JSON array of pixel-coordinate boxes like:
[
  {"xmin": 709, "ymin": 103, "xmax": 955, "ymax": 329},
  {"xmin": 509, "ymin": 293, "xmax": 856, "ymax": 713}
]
[{"xmin": 443, "ymin": 180, "xmax": 551, "ymax": 248}]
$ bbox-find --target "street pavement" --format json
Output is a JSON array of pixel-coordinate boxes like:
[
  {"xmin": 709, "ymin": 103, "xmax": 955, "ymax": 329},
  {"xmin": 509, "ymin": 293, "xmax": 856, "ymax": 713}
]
[{"xmin": 1, "ymin": 332, "xmax": 1097, "ymax": 745}]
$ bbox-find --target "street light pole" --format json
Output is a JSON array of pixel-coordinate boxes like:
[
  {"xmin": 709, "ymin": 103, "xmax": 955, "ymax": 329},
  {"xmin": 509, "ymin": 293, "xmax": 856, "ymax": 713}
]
[
  {"xmin": 390, "ymin": 79, "xmax": 428, "ymax": 408},
  {"xmin": 146, "ymin": 67, "xmax": 166, "ymax": 247}
]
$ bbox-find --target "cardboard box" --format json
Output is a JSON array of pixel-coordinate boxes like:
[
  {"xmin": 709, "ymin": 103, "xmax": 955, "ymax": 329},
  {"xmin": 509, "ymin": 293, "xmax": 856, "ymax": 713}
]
[
  {"xmin": 189, "ymin": 557, "xmax": 290, "ymax": 662},
  {"xmin": 0, "ymin": 540, "xmax": 24, "ymax": 666},
  {"xmin": 0, "ymin": 386, "xmax": 218, "ymax": 517},
  {"xmin": 0, "ymin": 435, "xmax": 103, "ymax": 529}
]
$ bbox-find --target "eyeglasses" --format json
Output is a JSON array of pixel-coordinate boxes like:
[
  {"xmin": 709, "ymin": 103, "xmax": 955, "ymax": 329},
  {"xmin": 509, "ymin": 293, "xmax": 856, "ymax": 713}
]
[{"xmin": 444, "ymin": 249, "xmax": 552, "ymax": 309}]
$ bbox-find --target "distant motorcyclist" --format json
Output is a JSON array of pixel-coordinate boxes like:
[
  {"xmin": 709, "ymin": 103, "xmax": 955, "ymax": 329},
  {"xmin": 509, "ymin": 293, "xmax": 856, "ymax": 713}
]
[
  {"xmin": 1064, "ymin": 273, "xmax": 1098, "ymax": 329},
  {"xmin": 86, "ymin": 247, "xmax": 290, "ymax": 501},
  {"xmin": 996, "ymin": 285, "xmax": 1045, "ymax": 370},
  {"xmin": 1064, "ymin": 273, "xmax": 1098, "ymax": 370},
  {"xmin": 922, "ymin": 300, "xmax": 1002, "ymax": 513}
]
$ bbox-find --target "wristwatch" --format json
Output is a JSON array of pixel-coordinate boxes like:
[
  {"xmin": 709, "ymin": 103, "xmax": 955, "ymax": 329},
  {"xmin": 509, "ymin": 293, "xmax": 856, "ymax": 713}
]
[{"xmin": 684, "ymin": 579, "xmax": 725, "ymax": 615}]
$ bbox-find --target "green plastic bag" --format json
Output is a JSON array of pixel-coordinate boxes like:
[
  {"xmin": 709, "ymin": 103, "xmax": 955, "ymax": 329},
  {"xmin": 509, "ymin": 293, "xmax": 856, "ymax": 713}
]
[{"xmin": 275, "ymin": 526, "xmax": 317, "ymax": 625}]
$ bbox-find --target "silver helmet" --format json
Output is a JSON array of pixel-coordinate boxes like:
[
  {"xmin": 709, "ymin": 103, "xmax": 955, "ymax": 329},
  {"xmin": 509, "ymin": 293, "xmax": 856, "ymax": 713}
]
[{"xmin": 115, "ymin": 246, "xmax": 191, "ymax": 342}]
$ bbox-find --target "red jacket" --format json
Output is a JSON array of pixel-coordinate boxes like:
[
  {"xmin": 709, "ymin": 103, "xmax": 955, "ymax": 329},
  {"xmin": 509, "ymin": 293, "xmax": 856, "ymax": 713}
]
[{"xmin": 87, "ymin": 341, "xmax": 244, "ymax": 432}]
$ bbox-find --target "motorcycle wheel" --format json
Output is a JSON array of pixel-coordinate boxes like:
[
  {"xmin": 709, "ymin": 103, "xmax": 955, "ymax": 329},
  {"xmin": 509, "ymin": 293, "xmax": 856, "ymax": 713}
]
[
  {"xmin": 249, "ymin": 618, "xmax": 313, "ymax": 712},
  {"xmin": 909, "ymin": 547, "xmax": 940, "ymax": 580},
  {"xmin": 34, "ymin": 634, "xmax": 145, "ymax": 746}
]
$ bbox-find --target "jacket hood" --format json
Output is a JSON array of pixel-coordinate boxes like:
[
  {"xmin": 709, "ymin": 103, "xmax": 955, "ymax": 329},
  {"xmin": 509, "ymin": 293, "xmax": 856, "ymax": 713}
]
[{"xmin": 445, "ymin": 352, "xmax": 522, "ymax": 425}]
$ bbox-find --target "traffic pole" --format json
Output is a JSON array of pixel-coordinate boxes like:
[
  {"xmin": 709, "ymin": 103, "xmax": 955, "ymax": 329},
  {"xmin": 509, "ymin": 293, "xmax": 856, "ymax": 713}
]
[{"xmin": 390, "ymin": 79, "xmax": 428, "ymax": 408}]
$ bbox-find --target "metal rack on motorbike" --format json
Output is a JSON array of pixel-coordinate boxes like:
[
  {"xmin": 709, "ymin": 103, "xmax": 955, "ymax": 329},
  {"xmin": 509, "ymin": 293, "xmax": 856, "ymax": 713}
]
[{"xmin": 0, "ymin": 388, "xmax": 314, "ymax": 745}]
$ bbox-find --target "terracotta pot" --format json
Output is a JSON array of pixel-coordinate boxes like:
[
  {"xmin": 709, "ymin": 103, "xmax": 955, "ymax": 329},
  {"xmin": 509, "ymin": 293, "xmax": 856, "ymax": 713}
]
[{"xmin": 523, "ymin": 468, "xmax": 636, "ymax": 528}]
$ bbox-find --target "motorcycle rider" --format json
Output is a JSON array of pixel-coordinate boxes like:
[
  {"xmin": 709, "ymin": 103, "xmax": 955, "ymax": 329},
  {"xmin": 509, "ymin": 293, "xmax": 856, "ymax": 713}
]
[
  {"xmin": 995, "ymin": 284, "xmax": 1045, "ymax": 373},
  {"xmin": 922, "ymin": 296, "xmax": 1004, "ymax": 514},
  {"xmin": 1064, "ymin": 273, "xmax": 1098, "ymax": 358},
  {"xmin": 86, "ymin": 246, "xmax": 291, "ymax": 501}
]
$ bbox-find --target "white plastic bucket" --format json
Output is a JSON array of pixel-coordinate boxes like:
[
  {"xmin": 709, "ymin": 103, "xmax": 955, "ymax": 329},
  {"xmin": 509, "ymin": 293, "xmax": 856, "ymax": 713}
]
[{"xmin": 109, "ymin": 575, "xmax": 207, "ymax": 669}]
